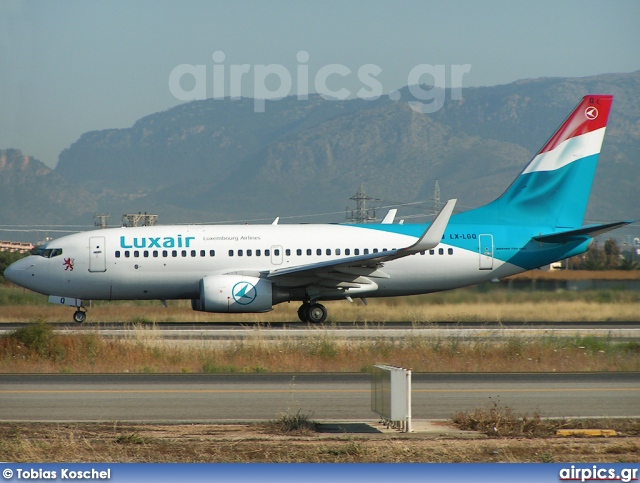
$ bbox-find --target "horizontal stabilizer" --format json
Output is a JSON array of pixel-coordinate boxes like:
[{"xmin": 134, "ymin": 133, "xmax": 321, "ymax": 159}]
[
  {"xmin": 381, "ymin": 209, "xmax": 397, "ymax": 224},
  {"xmin": 533, "ymin": 221, "xmax": 632, "ymax": 244}
]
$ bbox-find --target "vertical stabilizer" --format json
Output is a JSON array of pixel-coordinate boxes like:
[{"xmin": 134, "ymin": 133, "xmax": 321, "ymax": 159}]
[{"xmin": 474, "ymin": 95, "xmax": 613, "ymax": 227}]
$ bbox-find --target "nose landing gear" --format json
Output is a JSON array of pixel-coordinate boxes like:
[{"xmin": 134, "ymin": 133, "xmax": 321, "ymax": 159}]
[
  {"xmin": 73, "ymin": 309, "xmax": 87, "ymax": 324},
  {"xmin": 46, "ymin": 296, "xmax": 87, "ymax": 324}
]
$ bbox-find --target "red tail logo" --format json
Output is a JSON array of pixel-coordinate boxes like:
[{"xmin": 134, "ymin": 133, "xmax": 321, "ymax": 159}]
[{"xmin": 585, "ymin": 106, "xmax": 598, "ymax": 120}]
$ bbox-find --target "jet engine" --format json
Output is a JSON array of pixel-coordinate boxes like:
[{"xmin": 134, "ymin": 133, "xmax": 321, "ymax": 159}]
[{"xmin": 191, "ymin": 275, "xmax": 276, "ymax": 313}]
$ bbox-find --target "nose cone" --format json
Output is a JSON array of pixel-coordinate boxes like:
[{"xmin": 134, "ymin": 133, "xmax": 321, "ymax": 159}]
[{"xmin": 3, "ymin": 257, "xmax": 34, "ymax": 286}]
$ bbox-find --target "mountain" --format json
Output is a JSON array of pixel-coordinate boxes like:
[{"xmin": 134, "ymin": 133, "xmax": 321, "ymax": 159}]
[
  {"xmin": 0, "ymin": 149, "xmax": 96, "ymax": 225},
  {"xmin": 4, "ymin": 71, "xmax": 640, "ymax": 233}
]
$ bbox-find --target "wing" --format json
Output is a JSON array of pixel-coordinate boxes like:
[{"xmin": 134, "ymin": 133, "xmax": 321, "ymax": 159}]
[{"xmin": 266, "ymin": 200, "xmax": 456, "ymax": 295}]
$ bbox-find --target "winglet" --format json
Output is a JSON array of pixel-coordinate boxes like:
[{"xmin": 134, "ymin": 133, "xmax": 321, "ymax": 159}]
[{"xmin": 405, "ymin": 199, "xmax": 456, "ymax": 253}]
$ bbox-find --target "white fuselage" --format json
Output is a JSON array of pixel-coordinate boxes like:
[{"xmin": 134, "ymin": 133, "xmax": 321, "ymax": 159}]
[{"xmin": 7, "ymin": 223, "xmax": 518, "ymax": 303}]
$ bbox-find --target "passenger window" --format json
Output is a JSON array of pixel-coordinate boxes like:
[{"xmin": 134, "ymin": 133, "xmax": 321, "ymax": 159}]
[
  {"xmin": 255, "ymin": 249, "xmax": 261, "ymax": 256},
  {"xmin": 297, "ymin": 249, "xmax": 302, "ymax": 256},
  {"xmin": 307, "ymin": 249, "xmax": 312, "ymax": 256},
  {"xmin": 153, "ymin": 251, "xmax": 159, "ymax": 258},
  {"xmin": 229, "ymin": 250, "xmax": 234, "ymax": 257},
  {"xmin": 209, "ymin": 250, "xmax": 215, "ymax": 257},
  {"xmin": 134, "ymin": 251, "xmax": 140, "ymax": 258},
  {"xmin": 181, "ymin": 250, "xmax": 187, "ymax": 257},
  {"xmin": 326, "ymin": 249, "xmax": 331, "ymax": 256},
  {"xmin": 125, "ymin": 251, "xmax": 130, "ymax": 258},
  {"xmin": 172, "ymin": 250, "xmax": 177, "ymax": 257},
  {"xmin": 316, "ymin": 249, "xmax": 321, "ymax": 256},
  {"xmin": 200, "ymin": 250, "xmax": 205, "ymax": 257},
  {"xmin": 238, "ymin": 250, "xmax": 243, "ymax": 256},
  {"xmin": 429, "ymin": 250, "xmax": 435, "ymax": 255},
  {"xmin": 345, "ymin": 248, "xmax": 350, "ymax": 256},
  {"xmin": 247, "ymin": 249, "xmax": 252, "ymax": 256},
  {"xmin": 115, "ymin": 251, "xmax": 121, "ymax": 258},
  {"xmin": 285, "ymin": 249, "xmax": 291, "ymax": 256},
  {"xmin": 162, "ymin": 250, "xmax": 168, "ymax": 257},
  {"xmin": 364, "ymin": 249, "xmax": 369, "ymax": 254},
  {"xmin": 420, "ymin": 251, "xmax": 426, "ymax": 255},
  {"xmin": 448, "ymin": 248, "xmax": 454, "ymax": 255},
  {"xmin": 143, "ymin": 250, "xmax": 149, "ymax": 258},
  {"xmin": 373, "ymin": 248, "xmax": 379, "ymax": 253},
  {"xmin": 354, "ymin": 249, "xmax": 360, "ymax": 255},
  {"xmin": 265, "ymin": 249, "xmax": 270, "ymax": 256},
  {"xmin": 439, "ymin": 248, "xmax": 444, "ymax": 255},
  {"xmin": 274, "ymin": 249, "xmax": 280, "ymax": 256},
  {"xmin": 191, "ymin": 250, "xmax": 196, "ymax": 257}
]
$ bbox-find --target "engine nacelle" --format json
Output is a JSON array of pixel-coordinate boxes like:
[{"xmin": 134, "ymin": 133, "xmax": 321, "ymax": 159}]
[{"xmin": 191, "ymin": 275, "xmax": 274, "ymax": 313}]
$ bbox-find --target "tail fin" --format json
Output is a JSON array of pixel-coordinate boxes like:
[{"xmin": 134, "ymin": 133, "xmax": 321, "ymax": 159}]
[{"xmin": 479, "ymin": 95, "xmax": 613, "ymax": 227}]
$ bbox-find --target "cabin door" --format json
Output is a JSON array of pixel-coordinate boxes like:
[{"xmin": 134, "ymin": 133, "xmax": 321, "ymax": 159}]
[
  {"xmin": 478, "ymin": 234, "xmax": 494, "ymax": 270},
  {"xmin": 89, "ymin": 236, "xmax": 107, "ymax": 272}
]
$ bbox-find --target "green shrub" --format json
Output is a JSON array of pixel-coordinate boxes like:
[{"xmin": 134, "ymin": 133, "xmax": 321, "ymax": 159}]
[{"xmin": 9, "ymin": 320, "xmax": 61, "ymax": 358}]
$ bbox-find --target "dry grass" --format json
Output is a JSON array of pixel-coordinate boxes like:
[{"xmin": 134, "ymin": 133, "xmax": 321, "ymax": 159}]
[
  {"xmin": 508, "ymin": 270, "xmax": 640, "ymax": 281},
  {"xmin": 453, "ymin": 400, "xmax": 640, "ymax": 438},
  {"xmin": 2, "ymin": 300, "xmax": 640, "ymax": 324},
  {"xmin": 0, "ymin": 422, "xmax": 638, "ymax": 463},
  {"xmin": 2, "ymin": 283, "xmax": 639, "ymax": 373},
  {"xmin": 1, "ymin": 321, "xmax": 639, "ymax": 373},
  {"xmin": 2, "ymin": 283, "xmax": 640, "ymax": 323}
]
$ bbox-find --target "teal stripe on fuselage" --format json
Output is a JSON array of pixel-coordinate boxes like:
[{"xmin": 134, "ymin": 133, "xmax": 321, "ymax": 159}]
[
  {"xmin": 348, "ymin": 154, "xmax": 600, "ymax": 271},
  {"xmin": 351, "ymin": 221, "xmax": 591, "ymax": 271}
]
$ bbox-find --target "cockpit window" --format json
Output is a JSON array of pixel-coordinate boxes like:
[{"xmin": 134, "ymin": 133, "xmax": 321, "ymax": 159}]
[{"xmin": 35, "ymin": 248, "xmax": 63, "ymax": 258}]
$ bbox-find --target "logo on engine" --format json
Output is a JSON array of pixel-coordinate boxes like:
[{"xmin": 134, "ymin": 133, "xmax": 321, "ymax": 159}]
[{"xmin": 232, "ymin": 281, "xmax": 257, "ymax": 305}]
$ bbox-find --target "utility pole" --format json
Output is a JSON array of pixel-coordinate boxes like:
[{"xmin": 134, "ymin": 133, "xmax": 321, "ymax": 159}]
[
  {"xmin": 93, "ymin": 213, "xmax": 110, "ymax": 229},
  {"xmin": 430, "ymin": 180, "xmax": 441, "ymax": 215},
  {"xmin": 122, "ymin": 212, "xmax": 158, "ymax": 227},
  {"xmin": 346, "ymin": 183, "xmax": 377, "ymax": 223}
]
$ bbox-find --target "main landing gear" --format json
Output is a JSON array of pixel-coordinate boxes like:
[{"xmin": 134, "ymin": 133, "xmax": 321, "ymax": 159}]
[{"xmin": 297, "ymin": 302, "xmax": 327, "ymax": 324}]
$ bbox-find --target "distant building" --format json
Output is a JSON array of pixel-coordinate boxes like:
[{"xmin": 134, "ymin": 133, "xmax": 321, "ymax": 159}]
[{"xmin": 0, "ymin": 240, "xmax": 35, "ymax": 253}]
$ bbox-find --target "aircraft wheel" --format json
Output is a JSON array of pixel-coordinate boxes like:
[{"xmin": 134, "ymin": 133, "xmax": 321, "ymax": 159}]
[
  {"xmin": 307, "ymin": 303, "xmax": 327, "ymax": 324},
  {"xmin": 297, "ymin": 303, "xmax": 310, "ymax": 322},
  {"xmin": 73, "ymin": 310, "xmax": 86, "ymax": 324}
]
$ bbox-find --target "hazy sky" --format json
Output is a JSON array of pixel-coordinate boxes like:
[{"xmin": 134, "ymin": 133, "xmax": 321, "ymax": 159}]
[{"xmin": 1, "ymin": 0, "xmax": 639, "ymax": 168}]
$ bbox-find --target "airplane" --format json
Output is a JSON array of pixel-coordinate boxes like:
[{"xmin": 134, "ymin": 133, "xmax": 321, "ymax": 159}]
[{"xmin": 4, "ymin": 95, "xmax": 630, "ymax": 324}]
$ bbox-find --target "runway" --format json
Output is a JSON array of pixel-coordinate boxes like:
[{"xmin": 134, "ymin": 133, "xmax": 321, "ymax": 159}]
[
  {"xmin": 1, "ymin": 373, "xmax": 638, "ymax": 422},
  {"xmin": 2, "ymin": 321, "xmax": 639, "ymax": 341}
]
